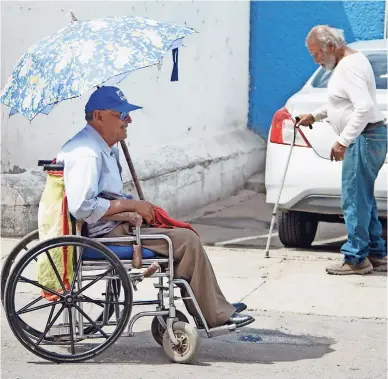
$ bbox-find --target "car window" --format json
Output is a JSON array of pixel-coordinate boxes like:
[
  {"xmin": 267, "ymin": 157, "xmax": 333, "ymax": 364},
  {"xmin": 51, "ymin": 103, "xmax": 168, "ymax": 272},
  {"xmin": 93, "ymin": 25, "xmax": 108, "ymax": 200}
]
[{"xmin": 311, "ymin": 50, "xmax": 388, "ymax": 89}]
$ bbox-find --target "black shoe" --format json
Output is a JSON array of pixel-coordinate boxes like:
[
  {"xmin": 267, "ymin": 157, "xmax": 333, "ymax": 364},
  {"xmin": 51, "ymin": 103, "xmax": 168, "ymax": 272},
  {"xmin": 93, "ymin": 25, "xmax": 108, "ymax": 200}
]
[
  {"xmin": 227, "ymin": 313, "xmax": 255, "ymax": 327},
  {"xmin": 232, "ymin": 302, "xmax": 247, "ymax": 313}
]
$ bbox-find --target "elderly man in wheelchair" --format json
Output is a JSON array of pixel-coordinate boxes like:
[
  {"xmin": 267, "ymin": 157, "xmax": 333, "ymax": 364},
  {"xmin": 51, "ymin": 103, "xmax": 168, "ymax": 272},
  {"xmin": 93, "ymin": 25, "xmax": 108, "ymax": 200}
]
[{"xmin": 2, "ymin": 86, "xmax": 254, "ymax": 364}]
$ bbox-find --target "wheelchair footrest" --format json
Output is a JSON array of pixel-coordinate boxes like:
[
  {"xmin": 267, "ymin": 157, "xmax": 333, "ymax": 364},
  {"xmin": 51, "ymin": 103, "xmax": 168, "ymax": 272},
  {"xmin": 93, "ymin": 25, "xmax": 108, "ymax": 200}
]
[{"xmin": 208, "ymin": 324, "xmax": 237, "ymax": 337}]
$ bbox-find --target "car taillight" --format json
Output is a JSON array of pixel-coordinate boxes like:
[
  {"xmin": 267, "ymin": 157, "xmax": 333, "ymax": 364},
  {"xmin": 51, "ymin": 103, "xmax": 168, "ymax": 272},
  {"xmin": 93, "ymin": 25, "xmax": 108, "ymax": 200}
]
[{"xmin": 269, "ymin": 107, "xmax": 311, "ymax": 148}]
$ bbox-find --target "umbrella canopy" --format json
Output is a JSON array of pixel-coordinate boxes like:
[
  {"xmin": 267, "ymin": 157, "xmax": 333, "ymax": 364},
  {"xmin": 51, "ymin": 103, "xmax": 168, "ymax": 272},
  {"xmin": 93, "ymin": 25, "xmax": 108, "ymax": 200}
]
[{"xmin": 0, "ymin": 15, "xmax": 195, "ymax": 120}]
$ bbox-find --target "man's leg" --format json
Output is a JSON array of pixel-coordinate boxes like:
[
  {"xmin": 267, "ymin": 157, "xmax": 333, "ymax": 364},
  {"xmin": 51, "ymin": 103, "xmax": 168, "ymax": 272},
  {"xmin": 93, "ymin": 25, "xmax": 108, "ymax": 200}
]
[
  {"xmin": 327, "ymin": 136, "xmax": 371, "ymax": 274},
  {"xmin": 103, "ymin": 223, "xmax": 252, "ymax": 328},
  {"xmin": 368, "ymin": 198, "xmax": 386, "ymax": 254},
  {"xmin": 368, "ymin": 199, "xmax": 387, "ymax": 271},
  {"xmin": 367, "ymin": 128, "xmax": 388, "ymax": 271},
  {"xmin": 327, "ymin": 127, "xmax": 387, "ymax": 275}
]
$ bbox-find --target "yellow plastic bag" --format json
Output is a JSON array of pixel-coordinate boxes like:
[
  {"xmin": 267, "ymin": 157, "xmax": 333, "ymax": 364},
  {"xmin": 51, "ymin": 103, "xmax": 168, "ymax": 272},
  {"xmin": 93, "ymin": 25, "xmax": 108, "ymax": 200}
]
[{"xmin": 37, "ymin": 171, "xmax": 74, "ymax": 301}]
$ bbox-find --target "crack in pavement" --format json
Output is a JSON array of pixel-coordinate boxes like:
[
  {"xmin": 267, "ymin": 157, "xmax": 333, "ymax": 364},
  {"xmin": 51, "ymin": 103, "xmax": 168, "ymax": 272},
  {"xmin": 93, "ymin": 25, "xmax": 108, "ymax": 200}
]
[{"xmin": 238, "ymin": 280, "xmax": 267, "ymax": 303}]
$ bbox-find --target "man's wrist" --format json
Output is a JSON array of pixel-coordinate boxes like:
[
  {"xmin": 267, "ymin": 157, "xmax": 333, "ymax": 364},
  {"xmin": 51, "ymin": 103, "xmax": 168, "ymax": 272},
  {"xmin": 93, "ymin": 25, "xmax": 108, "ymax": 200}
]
[
  {"xmin": 104, "ymin": 198, "xmax": 138, "ymax": 217},
  {"xmin": 123, "ymin": 199, "xmax": 139, "ymax": 212},
  {"xmin": 311, "ymin": 112, "xmax": 322, "ymax": 122},
  {"xmin": 336, "ymin": 136, "xmax": 349, "ymax": 147}
]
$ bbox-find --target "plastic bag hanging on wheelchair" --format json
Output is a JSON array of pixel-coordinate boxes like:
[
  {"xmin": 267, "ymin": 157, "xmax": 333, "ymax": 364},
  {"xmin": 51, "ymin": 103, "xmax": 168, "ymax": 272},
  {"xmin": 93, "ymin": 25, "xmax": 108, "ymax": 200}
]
[{"xmin": 37, "ymin": 171, "xmax": 74, "ymax": 301}]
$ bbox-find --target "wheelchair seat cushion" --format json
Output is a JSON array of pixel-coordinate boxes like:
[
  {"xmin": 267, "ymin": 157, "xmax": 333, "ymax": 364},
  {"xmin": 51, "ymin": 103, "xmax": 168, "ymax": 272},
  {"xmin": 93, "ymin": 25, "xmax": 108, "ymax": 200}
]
[{"xmin": 82, "ymin": 244, "xmax": 159, "ymax": 260}]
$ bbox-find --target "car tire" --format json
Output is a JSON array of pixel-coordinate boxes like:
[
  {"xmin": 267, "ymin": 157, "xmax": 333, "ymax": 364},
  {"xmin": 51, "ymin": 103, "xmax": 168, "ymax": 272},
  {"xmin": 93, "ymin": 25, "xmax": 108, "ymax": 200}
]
[{"xmin": 278, "ymin": 211, "xmax": 318, "ymax": 248}]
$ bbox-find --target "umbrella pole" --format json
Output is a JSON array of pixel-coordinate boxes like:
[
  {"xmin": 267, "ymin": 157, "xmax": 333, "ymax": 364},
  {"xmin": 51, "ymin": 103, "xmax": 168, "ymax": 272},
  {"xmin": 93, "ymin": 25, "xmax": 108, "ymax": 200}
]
[{"xmin": 119, "ymin": 140, "xmax": 145, "ymax": 201}]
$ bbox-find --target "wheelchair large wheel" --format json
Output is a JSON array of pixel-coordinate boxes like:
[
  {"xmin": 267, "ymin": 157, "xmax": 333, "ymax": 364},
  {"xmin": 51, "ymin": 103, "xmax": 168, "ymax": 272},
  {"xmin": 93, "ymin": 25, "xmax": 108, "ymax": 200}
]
[
  {"xmin": 1, "ymin": 230, "xmax": 121, "ymax": 344},
  {"xmin": 4, "ymin": 236, "xmax": 132, "ymax": 363},
  {"xmin": 1, "ymin": 229, "xmax": 40, "ymax": 303}
]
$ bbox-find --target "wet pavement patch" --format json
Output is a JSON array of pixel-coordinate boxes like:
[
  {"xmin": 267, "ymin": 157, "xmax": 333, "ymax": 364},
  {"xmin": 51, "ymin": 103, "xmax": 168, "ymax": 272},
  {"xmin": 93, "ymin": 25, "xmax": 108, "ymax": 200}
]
[
  {"xmin": 216, "ymin": 328, "xmax": 335, "ymax": 346},
  {"xmin": 238, "ymin": 334, "xmax": 263, "ymax": 343}
]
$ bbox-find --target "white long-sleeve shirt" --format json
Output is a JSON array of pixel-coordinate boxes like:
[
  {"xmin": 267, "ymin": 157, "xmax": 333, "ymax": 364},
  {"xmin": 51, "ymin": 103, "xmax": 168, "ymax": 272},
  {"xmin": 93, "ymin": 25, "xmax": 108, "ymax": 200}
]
[{"xmin": 312, "ymin": 51, "xmax": 384, "ymax": 147}]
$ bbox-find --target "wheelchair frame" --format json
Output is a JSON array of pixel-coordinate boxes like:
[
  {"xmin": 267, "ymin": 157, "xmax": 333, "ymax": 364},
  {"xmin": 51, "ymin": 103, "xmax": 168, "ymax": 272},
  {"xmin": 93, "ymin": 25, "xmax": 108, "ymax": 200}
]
[{"xmin": 2, "ymin": 161, "xmax": 239, "ymax": 364}]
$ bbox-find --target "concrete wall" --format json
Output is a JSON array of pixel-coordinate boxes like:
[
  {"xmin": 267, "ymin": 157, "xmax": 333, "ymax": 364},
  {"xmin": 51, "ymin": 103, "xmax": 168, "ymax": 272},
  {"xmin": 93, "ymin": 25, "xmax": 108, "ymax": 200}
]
[
  {"xmin": 249, "ymin": 0, "xmax": 386, "ymax": 138},
  {"xmin": 1, "ymin": 1, "xmax": 266, "ymax": 236}
]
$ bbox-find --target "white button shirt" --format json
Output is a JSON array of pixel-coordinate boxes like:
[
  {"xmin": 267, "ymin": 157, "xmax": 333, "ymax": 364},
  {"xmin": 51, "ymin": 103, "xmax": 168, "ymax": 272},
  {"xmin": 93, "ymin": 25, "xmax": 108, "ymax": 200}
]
[
  {"xmin": 56, "ymin": 124, "xmax": 132, "ymax": 237},
  {"xmin": 312, "ymin": 51, "xmax": 385, "ymax": 147}
]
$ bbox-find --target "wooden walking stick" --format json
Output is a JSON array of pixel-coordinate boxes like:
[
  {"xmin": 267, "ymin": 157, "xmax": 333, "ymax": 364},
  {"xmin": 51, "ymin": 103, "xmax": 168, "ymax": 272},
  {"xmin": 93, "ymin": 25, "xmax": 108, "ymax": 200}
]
[
  {"xmin": 119, "ymin": 140, "xmax": 146, "ymax": 268},
  {"xmin": 119, "ymin": 140, "xmax": 145, "ymax": 201}
]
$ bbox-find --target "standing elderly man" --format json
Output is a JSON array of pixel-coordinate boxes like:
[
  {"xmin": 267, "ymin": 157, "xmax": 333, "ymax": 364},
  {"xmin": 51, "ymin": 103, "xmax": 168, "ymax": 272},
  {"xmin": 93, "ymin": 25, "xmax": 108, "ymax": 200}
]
[
  {"xmin": 297, "ymin": 25, "xmax": 387, "ymax": 275},
  {"xmin": 56, "ymin": 85, "xmax": 255, "ymax": 328}
]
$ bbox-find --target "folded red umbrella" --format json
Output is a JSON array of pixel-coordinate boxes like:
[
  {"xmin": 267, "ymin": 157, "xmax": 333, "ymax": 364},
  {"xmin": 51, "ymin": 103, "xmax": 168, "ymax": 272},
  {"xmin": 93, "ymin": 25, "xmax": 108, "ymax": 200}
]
[{"xmin": 151, "ymin": 206, "xmax": 199, "ymax": 237}]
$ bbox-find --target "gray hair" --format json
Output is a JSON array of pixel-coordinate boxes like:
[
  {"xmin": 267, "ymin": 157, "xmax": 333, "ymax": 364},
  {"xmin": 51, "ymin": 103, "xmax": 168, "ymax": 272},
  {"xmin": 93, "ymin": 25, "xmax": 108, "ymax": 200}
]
[
  {"xmin": 306, "ymin": 25, "xmax": 346, "ymax": 50},
  {"xmin": 85, "ymin": 111, "xmax": 94, "ymax": 121}
]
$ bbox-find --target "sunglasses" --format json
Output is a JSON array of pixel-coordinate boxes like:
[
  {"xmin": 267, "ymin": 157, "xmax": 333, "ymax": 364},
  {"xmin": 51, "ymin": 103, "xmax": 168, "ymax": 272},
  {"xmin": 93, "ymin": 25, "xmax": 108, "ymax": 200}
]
[{"xmin": 104, "ymin": 110, "xmax": 130, "ymax": 120}]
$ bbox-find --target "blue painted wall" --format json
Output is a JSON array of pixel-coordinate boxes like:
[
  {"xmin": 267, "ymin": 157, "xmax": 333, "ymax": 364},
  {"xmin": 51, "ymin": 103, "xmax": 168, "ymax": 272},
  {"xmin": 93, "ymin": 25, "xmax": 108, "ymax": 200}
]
[{"xmin": 248, "ymin": 1, "xmax": 386, "ymax": 139}]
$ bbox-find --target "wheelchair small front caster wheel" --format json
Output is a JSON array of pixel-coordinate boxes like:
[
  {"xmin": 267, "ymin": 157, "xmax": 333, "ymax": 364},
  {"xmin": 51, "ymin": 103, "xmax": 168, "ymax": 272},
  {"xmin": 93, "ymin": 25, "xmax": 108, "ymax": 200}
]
[
  {"xmin": 151, "ymin": 310, "xmax": 188, "ymax": 347},
  {"xmin": 162, "ymin": 321, "xmax": 199, "ymax": 364}
]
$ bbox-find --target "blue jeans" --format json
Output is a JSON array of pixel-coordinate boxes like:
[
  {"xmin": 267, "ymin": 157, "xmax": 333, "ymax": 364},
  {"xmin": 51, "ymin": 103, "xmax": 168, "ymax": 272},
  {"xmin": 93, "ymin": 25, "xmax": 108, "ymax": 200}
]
[{"xmin": 341, "ymin": 125, "xmax": 387, "ymax": 265}]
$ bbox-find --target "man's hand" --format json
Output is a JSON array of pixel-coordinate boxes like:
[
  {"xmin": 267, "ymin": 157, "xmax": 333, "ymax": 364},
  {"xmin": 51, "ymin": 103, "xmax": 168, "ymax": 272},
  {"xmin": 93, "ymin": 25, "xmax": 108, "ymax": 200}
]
[
  {"xmin": 133, "ymin": 200, "xmax": 156, "ymax": 224},
  {"xmin": 296, "ymin": 114, "xmax": 315, "ymax": 127},
  {"xmin": 103, "ymin": 198, "xmax": 157, "ymax": 224},
  {"xmin": 330, "ymin": 141, "xmax": 347, "ymax": 162},
  {"xmin": 102, "ymin": 211, "xmax": 143, "ymax": 227}
]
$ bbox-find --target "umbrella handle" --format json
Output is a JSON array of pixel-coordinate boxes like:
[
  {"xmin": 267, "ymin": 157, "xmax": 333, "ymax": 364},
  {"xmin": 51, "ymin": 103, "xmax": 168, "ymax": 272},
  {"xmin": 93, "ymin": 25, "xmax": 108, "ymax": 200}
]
[{"xmin": 119, "ymin": 140, "xmax": 145, "ymax": 201}]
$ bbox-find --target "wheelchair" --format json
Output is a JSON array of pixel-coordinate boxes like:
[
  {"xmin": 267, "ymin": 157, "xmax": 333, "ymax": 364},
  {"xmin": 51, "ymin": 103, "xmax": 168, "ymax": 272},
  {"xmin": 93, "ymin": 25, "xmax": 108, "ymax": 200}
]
[{"xmin": 2, "ymin": 161, "xmax": 243, "ymax": 364}]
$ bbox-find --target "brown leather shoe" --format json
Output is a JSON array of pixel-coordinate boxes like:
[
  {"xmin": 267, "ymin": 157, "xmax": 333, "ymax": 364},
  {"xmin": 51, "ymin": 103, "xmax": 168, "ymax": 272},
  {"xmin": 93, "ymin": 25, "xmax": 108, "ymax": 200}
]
[
  {"xmin": 326, "ymin": 258, "xmax": 373, "ymax": 275},
  {"xmin": 369, "ymin": 256, "xmax": 387, "ymax": 272}
]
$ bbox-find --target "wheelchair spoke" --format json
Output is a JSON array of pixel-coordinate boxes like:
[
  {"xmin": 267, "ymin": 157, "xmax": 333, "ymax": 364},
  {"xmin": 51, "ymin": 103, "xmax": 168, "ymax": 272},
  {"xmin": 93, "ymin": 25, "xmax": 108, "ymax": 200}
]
[
  {"xmin": 80, "ymin": 295, "xmax": 104, "ymax": 307},
  {"xmin": 67, "ymin": 306, "xmax": 76, "ymax": 355},
  {"xmin": 17, "ymin": 296, "xmax": 43, "ymax": 314},
  {"xmin": 73, "ymin": 304, "xmax": 109, "ymax": 339},
  {"xmin": 16, "ymin": 300, "xmax": 64, "ymax": 316},
  {"xmin": 20, "ymin": 276, "xmax": 64, "ymax": 299},
  {"xmin": 70, "ymin": 250, "xmax": 84, "ymax": 292},
  {"xmin": 36, "ymin": 304, "xmax": 65, "ymax": 346},
  {"xmin": 46, "ymin": 302, "xmax": 57, "ymax": 328},
  {"xmin": 45, "ymin": 251, "xmax": 66, "ymax": 292},
  {"xmin": 74, "ymin": 268, "xmax": 114, "ymax": 297}
]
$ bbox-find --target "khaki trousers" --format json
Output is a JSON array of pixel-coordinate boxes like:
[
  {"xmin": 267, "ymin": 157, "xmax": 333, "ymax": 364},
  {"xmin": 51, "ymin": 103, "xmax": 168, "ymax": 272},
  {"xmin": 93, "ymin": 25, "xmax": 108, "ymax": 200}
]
[{"xmin": 103, "ymin": 223, "xmax": 235, "ymax": 327}]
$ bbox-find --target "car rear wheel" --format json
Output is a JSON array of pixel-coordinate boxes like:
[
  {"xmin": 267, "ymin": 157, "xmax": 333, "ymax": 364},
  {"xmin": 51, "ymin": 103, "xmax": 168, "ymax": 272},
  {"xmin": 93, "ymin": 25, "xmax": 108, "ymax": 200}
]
[{"xmin": 278, "ymin": 211, "xmax": 318, "ymax": 248}]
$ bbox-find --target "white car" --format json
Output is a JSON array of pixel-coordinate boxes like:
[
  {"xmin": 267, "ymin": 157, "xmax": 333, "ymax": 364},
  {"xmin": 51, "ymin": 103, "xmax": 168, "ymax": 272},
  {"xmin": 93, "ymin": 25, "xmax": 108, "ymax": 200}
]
[{"xmin": 265, "ymin": 39, "xmax": 387, "ymax": 248}]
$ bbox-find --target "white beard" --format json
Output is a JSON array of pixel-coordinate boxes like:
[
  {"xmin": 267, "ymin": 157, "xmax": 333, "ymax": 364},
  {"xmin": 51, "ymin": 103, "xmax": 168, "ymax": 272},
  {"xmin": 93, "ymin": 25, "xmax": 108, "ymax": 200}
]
[{"xmin": 323, "ymin": 53, "xmax": 337, "ymax": 71}]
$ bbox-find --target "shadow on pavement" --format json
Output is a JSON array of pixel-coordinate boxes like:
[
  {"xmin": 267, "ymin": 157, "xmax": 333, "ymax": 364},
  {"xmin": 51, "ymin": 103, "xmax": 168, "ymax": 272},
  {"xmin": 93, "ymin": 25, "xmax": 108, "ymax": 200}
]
[{"xmin": 31, "ymin": 327, "xmax": 335, "ymax": 366}]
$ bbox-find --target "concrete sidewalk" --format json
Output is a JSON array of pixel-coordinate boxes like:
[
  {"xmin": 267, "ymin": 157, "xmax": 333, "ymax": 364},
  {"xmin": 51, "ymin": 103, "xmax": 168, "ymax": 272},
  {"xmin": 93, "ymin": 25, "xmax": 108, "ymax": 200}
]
[
  {"xmin": 1, "ymin": 189, "xmax": 387, "ymax": 378},
  {"xmin": 2, "ymin": 236, "xmax": 386, "ymax": 319},
  {"xmin": 1, "ymin": 188, "xmax": 385, "ymax": 321},
  {"xmin": 1, "ymin": 235, "xmax": 387, "ymax": 379}
]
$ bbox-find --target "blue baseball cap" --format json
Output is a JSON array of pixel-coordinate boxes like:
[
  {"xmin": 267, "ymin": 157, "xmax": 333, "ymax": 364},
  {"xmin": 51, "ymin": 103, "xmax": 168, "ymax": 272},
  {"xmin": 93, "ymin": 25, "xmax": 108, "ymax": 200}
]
[{"xmin": 85, "ymin": 86, "xmax": 142, "ymax": 115}]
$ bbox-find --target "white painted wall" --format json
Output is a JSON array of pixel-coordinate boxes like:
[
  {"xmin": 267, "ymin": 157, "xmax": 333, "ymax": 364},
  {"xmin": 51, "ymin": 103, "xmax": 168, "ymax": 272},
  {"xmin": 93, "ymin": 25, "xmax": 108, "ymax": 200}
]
[{"xmin": 1, "ymin": 1, "xmax": 266, "ymax": 236}]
